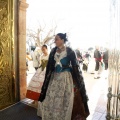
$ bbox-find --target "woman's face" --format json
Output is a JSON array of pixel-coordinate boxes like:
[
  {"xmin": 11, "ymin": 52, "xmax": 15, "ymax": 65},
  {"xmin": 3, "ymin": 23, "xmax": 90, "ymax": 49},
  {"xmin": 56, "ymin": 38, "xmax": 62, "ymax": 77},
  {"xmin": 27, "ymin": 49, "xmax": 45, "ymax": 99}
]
[
  {"xmin": 42, "ymin": 47, "xmax": 48, "ymax": 55},
  {"xmin": 55, "ymin": 35, "xmax": 64, "ymax": 47}
]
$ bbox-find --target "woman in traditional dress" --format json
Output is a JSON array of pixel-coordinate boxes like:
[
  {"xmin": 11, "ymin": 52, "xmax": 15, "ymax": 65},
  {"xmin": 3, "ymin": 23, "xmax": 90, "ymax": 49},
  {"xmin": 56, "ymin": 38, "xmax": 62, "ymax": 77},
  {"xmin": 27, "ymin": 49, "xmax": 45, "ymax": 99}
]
[
  {"xmin": 39, "ymin": 33, "xmax": 90, "ymax": 120},
  {"xmin": 26, "ymin": 45, "xmax": 49, "ymax": 108},
  {"xmin": 37, "ymin": 45, "xmax": 49, "ymax": 116}
]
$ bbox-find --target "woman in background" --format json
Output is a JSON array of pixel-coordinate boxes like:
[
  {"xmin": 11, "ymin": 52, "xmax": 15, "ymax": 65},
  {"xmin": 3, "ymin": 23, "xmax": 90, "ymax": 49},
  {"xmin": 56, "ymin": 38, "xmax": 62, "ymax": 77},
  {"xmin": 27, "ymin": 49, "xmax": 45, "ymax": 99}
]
[
  {"xmin": 103, "ymin": 47, "xmax": 108, "ymax": 79},
  {"xmin": 37, "ymin": 45, "xmax": 49, "ymax": 117},
  {"xmin": 39, "ymin": 33, "xmax": 89, "ymax": 120},
  {"xmin": 26, "ymin": 45, "xmax": 49, "ymax": 113}
]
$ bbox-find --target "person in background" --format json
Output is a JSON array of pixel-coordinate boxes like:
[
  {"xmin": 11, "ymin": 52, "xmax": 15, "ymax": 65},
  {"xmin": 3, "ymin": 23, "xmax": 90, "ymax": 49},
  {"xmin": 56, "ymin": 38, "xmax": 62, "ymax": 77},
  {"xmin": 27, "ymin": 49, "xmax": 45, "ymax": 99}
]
[
  {"xmin": 31, "ymin": 47, "xmax": 40, "ymax": 71},
  {"xmin": 88, "ymin": 49, "xmax": 95, "ymax": 74},
  {"xmin": 94, "ymin": 46, "xmax": 102, "ymax": 79},
  {"xmin": 37, "ymin": 45, "xmax": 49, "ymax": 117},
  {"xmin": 85, "ymin": 52, "xmax": 91, "ymax": 62},
  {"xmin": 75, "ymin": 49, "xmax": 83, "ymax": 70},
  {"xmin": 103, "ymin": 48, "xmax": 108, "ymax": 79},
  {"xmin": 82, "ymin": 51, "xmax": 90, "ymax": 73},
  {"xmin": 82, "ymin": 58, "xmax": 89, "ymax": 72},
  {"xmin": 26, "ymin": 45, "xmax": 49, "ymax": 113},
  {"xmin": 26, "ymin": 52, "xmax": 32, "ymax": 71}
]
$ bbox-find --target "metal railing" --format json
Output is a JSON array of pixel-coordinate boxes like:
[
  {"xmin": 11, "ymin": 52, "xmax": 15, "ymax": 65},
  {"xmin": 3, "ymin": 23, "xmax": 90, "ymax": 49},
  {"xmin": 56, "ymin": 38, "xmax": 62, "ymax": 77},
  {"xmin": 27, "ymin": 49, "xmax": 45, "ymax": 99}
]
[{"xmin": 106, "ymin": 87, "xmax": 120, "ymax": 120}]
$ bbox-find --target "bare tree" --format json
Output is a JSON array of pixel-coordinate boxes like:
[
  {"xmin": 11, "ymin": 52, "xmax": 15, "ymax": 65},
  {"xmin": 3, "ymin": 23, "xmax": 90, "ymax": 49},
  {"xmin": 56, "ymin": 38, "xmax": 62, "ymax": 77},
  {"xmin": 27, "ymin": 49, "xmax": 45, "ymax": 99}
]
[{"xmin": 27, "ymin": 23, "xmax": 57, "ymax": 48}]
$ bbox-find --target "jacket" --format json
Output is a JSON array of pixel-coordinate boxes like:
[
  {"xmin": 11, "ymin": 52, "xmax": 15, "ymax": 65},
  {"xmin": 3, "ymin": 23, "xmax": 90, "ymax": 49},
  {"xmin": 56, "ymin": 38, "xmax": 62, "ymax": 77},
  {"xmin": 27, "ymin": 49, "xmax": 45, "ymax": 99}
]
[
  {"xmin": 103, "ymin": 50, "xmax": 108, "ymax": 63},
  {"xmin": 94, "ymin": 49, "xmax": 102, "ymax": 62}
]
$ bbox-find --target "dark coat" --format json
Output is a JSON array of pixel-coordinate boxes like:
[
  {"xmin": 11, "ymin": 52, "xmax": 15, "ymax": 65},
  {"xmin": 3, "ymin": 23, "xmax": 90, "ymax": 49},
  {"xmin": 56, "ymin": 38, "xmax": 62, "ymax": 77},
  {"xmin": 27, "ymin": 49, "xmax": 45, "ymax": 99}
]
[
  {"xmin": 103, "ymin": 50, "xmax": 108, "ymax": 63},
  {"xmin": 94, "ymin": 49, "xmax": 101, "ymax": 62},
  {"xmin": 75, "ymin": 49, "xmax": 83, "ymax": 63},
  {"xmin": 38, "ymin": 47, "xmax": 89, "ymax": 115}
]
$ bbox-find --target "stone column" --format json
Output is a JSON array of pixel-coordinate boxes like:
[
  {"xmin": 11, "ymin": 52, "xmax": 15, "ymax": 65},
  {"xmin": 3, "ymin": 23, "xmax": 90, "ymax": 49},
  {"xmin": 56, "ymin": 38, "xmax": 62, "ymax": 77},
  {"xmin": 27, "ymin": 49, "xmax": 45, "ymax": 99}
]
[{"xmin": 18, "ymin": 0, "xmax": 28, "ymax": 100}]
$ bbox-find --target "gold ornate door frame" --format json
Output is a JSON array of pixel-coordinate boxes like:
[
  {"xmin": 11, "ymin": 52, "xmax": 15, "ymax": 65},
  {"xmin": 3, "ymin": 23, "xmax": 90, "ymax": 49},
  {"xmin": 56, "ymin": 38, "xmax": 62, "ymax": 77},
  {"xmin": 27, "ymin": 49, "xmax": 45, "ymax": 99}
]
[{"xmin": 0, "ymin": 0, "xmax": 19, "ymax": 109}]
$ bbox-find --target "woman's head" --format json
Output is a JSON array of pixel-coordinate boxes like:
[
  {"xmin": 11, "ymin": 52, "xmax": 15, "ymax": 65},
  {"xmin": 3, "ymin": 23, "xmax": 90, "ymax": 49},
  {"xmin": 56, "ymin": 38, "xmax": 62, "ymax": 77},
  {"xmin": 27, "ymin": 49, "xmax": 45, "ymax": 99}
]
[
  {"xmin": 55, "ymin": 33, "xmax": 68, "ymax": 47},
  {"xmin": 42, "ymin": 45, "xmax": 48, "ymax": 55},
  {"xmin": 95, "ymin": 45, "xmax": 99, "ymax": 50}
]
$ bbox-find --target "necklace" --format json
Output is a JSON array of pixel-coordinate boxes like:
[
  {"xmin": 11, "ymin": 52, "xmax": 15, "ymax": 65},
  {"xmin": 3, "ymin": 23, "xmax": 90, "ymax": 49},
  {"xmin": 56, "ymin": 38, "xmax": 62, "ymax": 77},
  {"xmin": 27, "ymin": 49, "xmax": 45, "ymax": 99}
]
[{"xmin": 57, "ymin": 46, "xmax": 65, "ymax": 53}]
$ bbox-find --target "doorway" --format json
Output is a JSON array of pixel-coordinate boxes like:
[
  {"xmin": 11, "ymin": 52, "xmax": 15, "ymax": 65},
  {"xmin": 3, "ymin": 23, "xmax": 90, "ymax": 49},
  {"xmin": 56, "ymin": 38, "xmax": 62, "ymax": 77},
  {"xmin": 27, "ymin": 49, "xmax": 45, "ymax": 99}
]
[{"xmin": 25, "ymin": 0, "xmax": 110, "ymax": 119}]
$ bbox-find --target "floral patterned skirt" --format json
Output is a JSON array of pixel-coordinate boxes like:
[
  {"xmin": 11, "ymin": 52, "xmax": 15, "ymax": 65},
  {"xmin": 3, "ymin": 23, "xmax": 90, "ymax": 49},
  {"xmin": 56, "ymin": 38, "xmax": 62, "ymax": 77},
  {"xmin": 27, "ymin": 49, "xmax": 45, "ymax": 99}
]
[{"xmin": 40, "ymin": 71, "xmax": 74, "ymax": 120}]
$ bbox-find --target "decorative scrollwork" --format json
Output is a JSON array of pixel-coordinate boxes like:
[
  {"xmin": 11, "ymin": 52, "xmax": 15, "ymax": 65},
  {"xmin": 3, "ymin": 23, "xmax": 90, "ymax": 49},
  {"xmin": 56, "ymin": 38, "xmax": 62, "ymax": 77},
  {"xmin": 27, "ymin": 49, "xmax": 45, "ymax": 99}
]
[{"xmin": 0, "ymin": 0, "xmax": 15, "ymax": 109}]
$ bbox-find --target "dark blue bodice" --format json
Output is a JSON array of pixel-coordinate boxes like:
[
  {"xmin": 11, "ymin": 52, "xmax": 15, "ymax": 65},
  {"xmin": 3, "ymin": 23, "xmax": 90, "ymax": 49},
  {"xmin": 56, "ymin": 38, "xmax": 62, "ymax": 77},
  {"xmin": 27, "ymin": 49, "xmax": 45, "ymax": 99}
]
[{"xmin": 55, "ymin": 56, "xmax": 71, "ymax": 73}]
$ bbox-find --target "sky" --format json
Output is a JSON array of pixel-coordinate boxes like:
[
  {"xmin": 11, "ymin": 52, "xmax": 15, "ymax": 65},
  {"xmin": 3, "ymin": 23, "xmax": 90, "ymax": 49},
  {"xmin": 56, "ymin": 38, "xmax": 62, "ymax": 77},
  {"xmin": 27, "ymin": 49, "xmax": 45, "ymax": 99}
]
[{"xmin": 26, "ymin": 0, "xmax": 110, "ymax": 49}]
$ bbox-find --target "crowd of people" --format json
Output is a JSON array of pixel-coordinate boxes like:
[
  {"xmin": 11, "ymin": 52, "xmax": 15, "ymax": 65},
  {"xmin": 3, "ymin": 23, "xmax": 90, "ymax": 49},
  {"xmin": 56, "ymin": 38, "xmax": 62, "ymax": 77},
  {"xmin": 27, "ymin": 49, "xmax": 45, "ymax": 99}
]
[
  {"xmin": 75, "ymin": 45, "xmax": 108, "ymax": 79},
  {"xmin": 25, "ymin": 33, "xmax": 108, "ymax": 120}
]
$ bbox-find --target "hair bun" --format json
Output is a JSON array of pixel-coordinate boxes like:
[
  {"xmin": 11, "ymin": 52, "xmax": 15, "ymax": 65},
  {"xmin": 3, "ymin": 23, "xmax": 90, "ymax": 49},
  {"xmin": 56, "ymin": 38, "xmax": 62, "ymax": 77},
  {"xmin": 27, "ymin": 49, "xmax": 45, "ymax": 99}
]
[
  {"xmin": 64, "ymin": 33, "xmax": 67, "ymax": 37},
  {"xmin": 57, "ymin": 33, "xmax": 68, "ymax": 43}
]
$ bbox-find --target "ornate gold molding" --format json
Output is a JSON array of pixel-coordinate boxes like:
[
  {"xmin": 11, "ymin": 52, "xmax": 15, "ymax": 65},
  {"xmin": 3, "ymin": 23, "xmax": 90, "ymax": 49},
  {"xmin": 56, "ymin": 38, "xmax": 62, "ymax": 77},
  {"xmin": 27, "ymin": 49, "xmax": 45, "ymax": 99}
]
[
  {"xmin": 0, "ymin": 1, "xmax": 6, "ymax": 9},
  {"xmin": 0, "ymin": 0, "xmax": 15, "ymax": 109}
]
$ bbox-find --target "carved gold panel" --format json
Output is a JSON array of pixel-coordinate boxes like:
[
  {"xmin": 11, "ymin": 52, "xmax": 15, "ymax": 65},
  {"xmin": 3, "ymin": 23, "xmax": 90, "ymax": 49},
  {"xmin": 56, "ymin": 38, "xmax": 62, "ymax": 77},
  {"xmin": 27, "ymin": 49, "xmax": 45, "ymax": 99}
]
[{"xmin": 0, "ymin": 0, "xmax": 15, "ymax": 109}]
